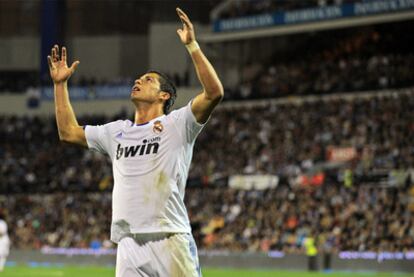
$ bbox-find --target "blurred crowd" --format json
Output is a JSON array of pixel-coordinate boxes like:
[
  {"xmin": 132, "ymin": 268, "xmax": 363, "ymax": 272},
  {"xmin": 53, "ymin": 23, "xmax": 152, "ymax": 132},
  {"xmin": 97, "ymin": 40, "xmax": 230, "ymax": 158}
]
[
  {"xmin": 228, "ymin": 26, "xmax": 414, "ymax": 99},
  {"xmin": 237, "ymin": 53, "xmax": 414, "ymax": 100},
  {"xmin": 191, "ymin": 90, "xmax": 414, "ymax": 183},
  {"xmin": 1, "ymin": 181, "xmax": 413, "ymax": 252},
  {"xmin": 2, "ymin": 90, "xmax": 413, "ymax": 193},
  {"xmin": 187, "ymin": 182, "xmax": 414, "ymax": 253},
  {"xmin": 1, "ymin": 88, "xmax": 414, "ymax": 252},
  {"xmin": 0, "ymin": 193, "xmax": 112, "ymax": 250},
  {"xmin": 0, "ymin": 112, "xmax": 127, "ymax": 193}
]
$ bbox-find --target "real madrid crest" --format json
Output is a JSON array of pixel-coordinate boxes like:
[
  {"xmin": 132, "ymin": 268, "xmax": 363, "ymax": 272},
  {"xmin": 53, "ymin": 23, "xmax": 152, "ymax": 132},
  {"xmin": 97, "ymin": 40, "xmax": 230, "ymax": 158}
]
[{"xmin": 153, "ymin": 120, "xmax": 164, "ymax": 134}]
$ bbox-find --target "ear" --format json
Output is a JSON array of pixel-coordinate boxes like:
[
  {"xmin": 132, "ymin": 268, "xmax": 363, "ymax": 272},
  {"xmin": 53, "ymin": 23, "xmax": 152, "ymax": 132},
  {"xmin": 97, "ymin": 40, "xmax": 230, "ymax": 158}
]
[{"xmin": 159, "ymin": 91, "xmax": 171, "ymax": 102}]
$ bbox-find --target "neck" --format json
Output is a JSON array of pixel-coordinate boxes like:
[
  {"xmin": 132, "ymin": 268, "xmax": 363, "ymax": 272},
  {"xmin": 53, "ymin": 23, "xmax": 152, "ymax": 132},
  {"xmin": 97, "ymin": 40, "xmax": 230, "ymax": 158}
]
[{"xmin": 134, "ymin": 103, "xmax": 164, "ymax": 125}]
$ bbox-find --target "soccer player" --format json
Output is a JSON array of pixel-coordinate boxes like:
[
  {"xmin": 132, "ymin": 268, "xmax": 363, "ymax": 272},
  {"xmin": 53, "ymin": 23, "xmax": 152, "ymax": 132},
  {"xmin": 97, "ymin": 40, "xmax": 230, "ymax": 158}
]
[
  {"xmin": 0, "ymin": 214, "xmax": 10, "ymax": 272},
  {"xmin": 48, "ymin": 8, "xmax": 223, "ymax": 277}
]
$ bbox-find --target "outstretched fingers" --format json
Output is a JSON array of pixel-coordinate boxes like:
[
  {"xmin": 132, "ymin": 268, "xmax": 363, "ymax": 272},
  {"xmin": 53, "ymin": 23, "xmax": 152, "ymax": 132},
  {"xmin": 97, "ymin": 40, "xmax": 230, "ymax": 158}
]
[
  {"xmin": 51, "ymin": 47, "xmax": 56, "ymax": 62},
  {"xmin": 49, "ymin": 45, "xmax": 73, "ymax": 66},
  {"xmin": 176, "ymin": 7, "xmax": 191, "ymax": 27},
  {"xmin": 176, "ymin": 7, "xmax": 189, "ymax": 21},
  {"xmin": 62, "ymin": 46, "xmax": 67, "ymax": 63},
  {"xmin": 70, "ymin": 61, "xmax": 80, "ymax": 73},
  {"xmin": 48, "ymin": 45, "xmax": 59, "ymax": 70},
  {"xmin": 48, "ymin": 45, "xmax": 79, "ymax": 74},
  {"xmin": 54, "ymin": 45, "xmax": 60, "ymax": 62},
  {"xmin": 47, "ymin": 55, "xmax": 54, "ymax": 70},
  {"xmin": 51, "ymin": 45, "xmax": 60, "ymax": 63}
]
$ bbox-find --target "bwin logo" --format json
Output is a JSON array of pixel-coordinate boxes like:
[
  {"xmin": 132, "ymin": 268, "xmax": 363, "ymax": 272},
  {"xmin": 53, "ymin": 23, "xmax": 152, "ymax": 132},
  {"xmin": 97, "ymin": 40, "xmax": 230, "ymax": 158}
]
[{"xmin": 116, "ymin": 139, "xmax": 159, "ymax": 160}]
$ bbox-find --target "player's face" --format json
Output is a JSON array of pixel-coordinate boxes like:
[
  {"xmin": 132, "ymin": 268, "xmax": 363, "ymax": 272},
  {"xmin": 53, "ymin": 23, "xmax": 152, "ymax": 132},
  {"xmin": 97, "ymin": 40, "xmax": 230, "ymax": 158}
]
[{"xmin": 131, "ymin": 73, "xmax": 162, "ymax": 103}]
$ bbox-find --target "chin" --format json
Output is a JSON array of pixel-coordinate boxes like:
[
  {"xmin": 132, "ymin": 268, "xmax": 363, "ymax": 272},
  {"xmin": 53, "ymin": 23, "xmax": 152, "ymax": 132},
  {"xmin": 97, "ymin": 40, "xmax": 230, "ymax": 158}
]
[
  {"xmin": 131, "ymin": 91, "xmax": 140, "ymax": 99},
  {"xmin": 130, "ymin": 98, "xmax": 139, "ymax": 107},
  {"xmin": 130, "ymin": 93, "xmax": 143, "ymax": 102}
]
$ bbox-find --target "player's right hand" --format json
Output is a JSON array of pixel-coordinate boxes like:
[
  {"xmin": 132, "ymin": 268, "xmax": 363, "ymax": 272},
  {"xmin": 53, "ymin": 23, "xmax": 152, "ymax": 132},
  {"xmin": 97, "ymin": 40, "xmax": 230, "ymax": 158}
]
[
  {"xmin": 176, "ymin": 8, "xmax": 196, "ymax": 45},
  {"xmin": 47, "ymin": 45, "xmax": 80, "ymax": 84}
]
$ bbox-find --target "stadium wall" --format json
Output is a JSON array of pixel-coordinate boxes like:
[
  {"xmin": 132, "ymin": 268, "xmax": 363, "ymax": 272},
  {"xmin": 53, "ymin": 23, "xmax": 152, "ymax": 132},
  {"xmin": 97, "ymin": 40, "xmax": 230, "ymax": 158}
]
[
  {"xmin": 8, "ymin": 250, "xmax": 414, "ymax": 273},
  {"xmin": 149, "ymin": 22, "xmax": 211, "ymax": 87},
  {"xmin": 0, "ymin": 37, "xmax": 39, "ymax": 70},
  {"xmin": 0, "ymin": 35, "xmax": 148, "ymax": 80},
  {"xmin": 70, "ymin": 36, "xmax": 148, "ymax": 81}
]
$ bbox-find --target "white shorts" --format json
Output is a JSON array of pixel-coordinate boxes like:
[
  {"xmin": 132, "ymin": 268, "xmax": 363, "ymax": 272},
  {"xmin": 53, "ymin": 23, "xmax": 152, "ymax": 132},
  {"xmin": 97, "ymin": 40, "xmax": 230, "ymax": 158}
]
[
  {"xmin": 116, "ymin": 233, "xmax": 201, "ymax": 277},
  {"xmin": 0, "ymin": 236, "xmax": 9, "ymax": 257}
]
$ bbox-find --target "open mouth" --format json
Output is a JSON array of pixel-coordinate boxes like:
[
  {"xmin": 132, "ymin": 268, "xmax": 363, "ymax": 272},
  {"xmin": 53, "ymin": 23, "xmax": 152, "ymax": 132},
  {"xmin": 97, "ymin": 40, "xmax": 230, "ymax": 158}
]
[{"xmin": 132, "ymin": 86, "xmax": 141, "ymax": 92}]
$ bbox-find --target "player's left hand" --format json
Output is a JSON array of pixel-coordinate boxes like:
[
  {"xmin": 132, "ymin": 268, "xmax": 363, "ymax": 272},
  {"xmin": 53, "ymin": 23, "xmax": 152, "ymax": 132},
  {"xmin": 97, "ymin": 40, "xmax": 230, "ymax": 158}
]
[{"xmin": 176, "ymin": 7, "xmax": 196, "ymax": 45}]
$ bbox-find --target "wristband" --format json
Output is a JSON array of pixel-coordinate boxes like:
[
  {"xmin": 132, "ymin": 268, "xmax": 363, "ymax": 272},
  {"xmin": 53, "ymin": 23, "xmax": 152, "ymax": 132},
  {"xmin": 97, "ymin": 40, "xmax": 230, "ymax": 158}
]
[{"xmin": 185, "ymin": 41, "xmax": 200, "ymax": 54}]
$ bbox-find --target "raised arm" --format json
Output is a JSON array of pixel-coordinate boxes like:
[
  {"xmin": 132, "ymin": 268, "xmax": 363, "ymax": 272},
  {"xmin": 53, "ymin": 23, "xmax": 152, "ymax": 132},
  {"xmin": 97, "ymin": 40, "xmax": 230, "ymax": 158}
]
[
  {"xmin": 176, "ymin": 8, "xmax": 224, "ymax": 124},
  {"xmin": 48, "ymin": 45, "xmax": 87, "ymax": 147}
]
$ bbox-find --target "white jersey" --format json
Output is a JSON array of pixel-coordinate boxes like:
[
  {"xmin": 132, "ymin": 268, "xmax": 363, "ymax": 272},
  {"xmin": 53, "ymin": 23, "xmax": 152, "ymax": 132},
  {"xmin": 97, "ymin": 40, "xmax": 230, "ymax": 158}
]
[
  {"xmin": 85, "ymin": 102, "xmax": 205, "ymax": 243},
  {"xmin": 0, "ymin": 219, "xmax": 9, "ymax": 257}
]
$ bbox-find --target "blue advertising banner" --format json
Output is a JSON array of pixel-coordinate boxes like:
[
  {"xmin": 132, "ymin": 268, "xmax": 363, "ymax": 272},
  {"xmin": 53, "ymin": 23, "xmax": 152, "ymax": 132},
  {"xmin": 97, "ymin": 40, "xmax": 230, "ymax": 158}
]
[
  {"xmin": 213, "ymin": 0, "xmax": 414, "ymax": 32},
  {"xmin": 41, "ymin": 85, "xmax": 132, "ymax": 101}
]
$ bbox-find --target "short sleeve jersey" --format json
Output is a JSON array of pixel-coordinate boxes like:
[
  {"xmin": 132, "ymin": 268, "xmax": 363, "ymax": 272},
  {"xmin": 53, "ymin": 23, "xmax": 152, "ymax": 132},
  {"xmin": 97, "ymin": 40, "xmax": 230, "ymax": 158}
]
[
  {"xmin": 0, "ymin": 219, "xmax": 9, "ymax": 253},
  {"xmin": 0, "ymin": 220, "xmax": 7, "ymax": 236},
  {"xmin": 85, "ymin": 102, "xmax": 204, "ymax": 243}
]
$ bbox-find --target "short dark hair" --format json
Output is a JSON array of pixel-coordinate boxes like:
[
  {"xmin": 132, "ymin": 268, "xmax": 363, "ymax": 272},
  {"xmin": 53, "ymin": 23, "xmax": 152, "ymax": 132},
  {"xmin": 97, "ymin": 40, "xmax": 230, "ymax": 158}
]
[{"xmin": 147, "ymin": 70, "xmax": 177, "ymax": 114}]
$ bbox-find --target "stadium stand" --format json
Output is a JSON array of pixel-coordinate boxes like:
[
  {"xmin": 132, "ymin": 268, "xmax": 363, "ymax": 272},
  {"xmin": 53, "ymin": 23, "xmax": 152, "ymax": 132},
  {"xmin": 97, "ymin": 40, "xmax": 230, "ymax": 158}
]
[
  {"xmin": 227, "ymin": 22, "xmax": 414, "ymax": 99},
  {"xmin": 1, "ymin": 89, "xmax": 413, "ymax": 253},
  {"xmin": 1, "ymin": 1, "xmax": 414, "ymax": 272},
  {"xmin": 3, "ymin": 21, "xmax": 414, "ymax": 101},
  {"xmin": 1, "ymin": 180, "xmax": 412, "ymax": 252}
]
